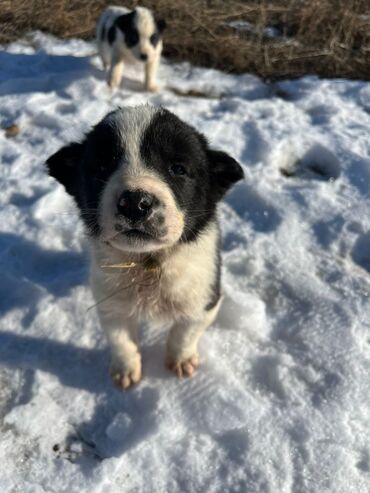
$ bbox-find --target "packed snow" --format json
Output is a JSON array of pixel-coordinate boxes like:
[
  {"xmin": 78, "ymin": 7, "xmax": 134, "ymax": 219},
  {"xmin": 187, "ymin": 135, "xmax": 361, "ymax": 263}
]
[
  {"xmin": 0, "ymin": 32, "xmax": 370, "ymax": 493},
  {"xmin": 227, "ymin": 20, "xmax": 283, "ymax": 40}
]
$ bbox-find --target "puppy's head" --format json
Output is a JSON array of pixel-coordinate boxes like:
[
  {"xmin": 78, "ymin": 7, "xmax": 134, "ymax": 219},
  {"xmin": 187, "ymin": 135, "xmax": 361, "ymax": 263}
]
[
  {"xmin": 46, "ymin": 106, "xmax": 243, "ymax": 253},
  {"xmin": 116, "ymin": 7, "xmax": 166, "ymax": 62}
]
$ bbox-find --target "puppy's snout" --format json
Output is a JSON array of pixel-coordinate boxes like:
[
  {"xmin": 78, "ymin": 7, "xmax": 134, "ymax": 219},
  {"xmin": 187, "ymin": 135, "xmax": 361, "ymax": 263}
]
[
  {"xmin": 117, "ymin": 190, "xmax": 154, "ymax": 221},
  {"xmin": 140, "ymin": 53, "xmax": 148, "ymax": 61}
]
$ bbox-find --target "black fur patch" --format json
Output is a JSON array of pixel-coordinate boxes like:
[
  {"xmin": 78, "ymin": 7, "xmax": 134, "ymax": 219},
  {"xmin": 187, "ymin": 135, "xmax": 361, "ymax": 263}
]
[
  {"xmin": 207, "ymin": 149, "xmax": 245, "ymax": 201},
  {"xmin": 149, "ymin": 18, "xmax": 166, "ymax": 47},
  {"xmin": 115, "ymin": 11, "xmax": 139, "ymax": 48},
  {"xmin": 107, "ymin": 25, "xmax": 116, "ymax": 45},
  {"xmin": 150, "ymin": 32, "xmax": 160, "ymax": 47},
  {"xmin": 156, "ymin": 18, "xmax": 166, "ymax": 33},
  {"xmin": 45, "ymin": 114, "xmax": 124, "ymax": 235},
  {"xmin": 140, "ymin": 109, "xmax": 244, "ymax": 242}
]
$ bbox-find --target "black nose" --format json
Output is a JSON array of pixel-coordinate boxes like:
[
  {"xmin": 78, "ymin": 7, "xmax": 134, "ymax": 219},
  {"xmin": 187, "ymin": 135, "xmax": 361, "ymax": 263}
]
[
  {"xmin": 140, "ymin": 53, "xmax": 148, "ymax": 61},
  {"xmin": 117, "ymin": 190, "xmax": 153, "ymax": 221}
]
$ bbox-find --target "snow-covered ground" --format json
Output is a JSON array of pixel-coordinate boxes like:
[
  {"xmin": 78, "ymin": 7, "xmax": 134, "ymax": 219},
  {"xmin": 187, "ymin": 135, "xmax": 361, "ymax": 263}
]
[{"xmin": 1, "ymin": 32, "xmax": 370, "ymax": 492}]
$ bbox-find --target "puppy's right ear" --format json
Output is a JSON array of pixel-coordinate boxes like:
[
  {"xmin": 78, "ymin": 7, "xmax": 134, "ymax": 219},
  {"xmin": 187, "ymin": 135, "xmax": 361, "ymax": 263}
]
[
  {"xmin": 45, "ymin": 142, "xmax": 85, "ymax": 197},
  {"xmin": 156, "ymin": 18, "xmax": 166, "ymax": 33}
]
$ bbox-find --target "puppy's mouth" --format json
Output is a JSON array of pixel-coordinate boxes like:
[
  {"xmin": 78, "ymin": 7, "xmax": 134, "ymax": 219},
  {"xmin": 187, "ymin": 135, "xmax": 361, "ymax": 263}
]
[
  {"xmin": 115, "ymin": 224, "xmax": 165, "ymax": 243},
  {"xmin": 123, "ymin": 228, "xmax": 154, "ymax": 240},
  {"xmin": 107, "ymin": 225, "xmax": 165, "ymax": 252}
]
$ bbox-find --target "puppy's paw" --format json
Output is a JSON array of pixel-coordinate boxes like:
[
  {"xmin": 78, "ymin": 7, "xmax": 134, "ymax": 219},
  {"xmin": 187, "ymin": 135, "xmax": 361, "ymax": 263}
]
[
  {"xmin": 145, "ymin": 83, "xmax": 158, "ymax": 93},
  {"xmin": 166, "ymin": 354, "xmax": 200, "ymax": 378},
  {"xmin": 110, "ymin": 354, "xmax": 142, "ymax": 390},
  {"xmin": 108, "ymin": 77, "xmax": 120, "ymax": 90}
]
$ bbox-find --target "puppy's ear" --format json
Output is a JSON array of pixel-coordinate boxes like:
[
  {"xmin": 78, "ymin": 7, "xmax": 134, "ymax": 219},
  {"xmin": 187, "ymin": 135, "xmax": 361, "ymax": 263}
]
[
  {"xmin": 116, "ymin": 11, "xmax": 136, "ymax": 32},
  {"xmin": 156, "ymin": 18, "xmax": 166, "ymax": 33},
  {"xmin": 207, "ymin": 149, "xmax": 244, "ymax": 198},
  {"xmin": 45, "ymin": 142, "xmax": 85, "ymax": 197}
]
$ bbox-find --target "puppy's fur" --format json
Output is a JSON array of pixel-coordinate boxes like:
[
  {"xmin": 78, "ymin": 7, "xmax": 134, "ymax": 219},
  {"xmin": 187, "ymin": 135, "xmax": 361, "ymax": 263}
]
[
  {"xmin": 46, "ymin": 106, "xmax": 243, "ymax": 389},
  {"xmin": 96, "ymin": 6, "xmax": 166, "ymax": 91}
]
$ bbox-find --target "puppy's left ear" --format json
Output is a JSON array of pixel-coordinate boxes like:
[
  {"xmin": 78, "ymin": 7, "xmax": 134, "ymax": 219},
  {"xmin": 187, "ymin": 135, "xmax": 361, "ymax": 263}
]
[
  {"xmin": 156, "ymin": 18, "xmax": 166, "ymax": 33},
  {"xmin": 207, "ymin": 149, "xmax": 244, "ymax": 198}
]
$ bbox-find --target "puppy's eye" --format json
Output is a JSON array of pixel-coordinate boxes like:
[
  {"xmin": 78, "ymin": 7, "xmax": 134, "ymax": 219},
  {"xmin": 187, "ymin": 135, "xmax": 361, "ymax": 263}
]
[
  {"xmin": 150, "ymin": 33, "xmax": 159, "ymax": 47},
  {"xmin": 170, "ymin": 164, "xmax": 187, "ymax": 176}
]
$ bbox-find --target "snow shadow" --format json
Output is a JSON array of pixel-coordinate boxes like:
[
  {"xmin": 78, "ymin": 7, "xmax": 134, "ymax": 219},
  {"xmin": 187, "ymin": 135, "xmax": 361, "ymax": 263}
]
[
  {"xmin": 0, "ymin": 330, "xmax": 160, "ymax": 463},
  {"xmin": 76, "ymin": 386, "xmax": 159, "ymax": 463},
  {"xmin": 0, "ymin": 331, "xmax": 105, "ymax": 393},
  {"xmin": 226, "ymin": 182, "xmax": 281, "ymax": 233},
  {"xmin": 0, "ymin": 232, "xmax": 87, "ymax": 318},
  {"xmin": 10, "ymin": 189, "xmax": 49, "ymax": 208},
  {"xmin": 351, "ymin": 232, "xmax": 370, "ymax": 273},
  {"xmin": 241, "ymin": 120, "xmax": 267, "ymax": 166},
  {"xmin": 312, "ymin": 216, "xmax": 345, "ymax": 249},
  {"xmin": 0, "ymin": 51, "xmax": 101, "ymax": 96},
  {"xmin": 346, "ymin": 155, "xmax": 370, "ymax": 196}
]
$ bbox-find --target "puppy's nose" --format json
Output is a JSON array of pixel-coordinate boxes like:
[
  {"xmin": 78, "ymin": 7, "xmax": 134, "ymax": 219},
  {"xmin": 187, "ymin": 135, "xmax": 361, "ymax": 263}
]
[
  {"xmin": 117, "ymin": 190, "xmax": 153, "ymax": 221},
  {"xmin": 140, "ymin": 53, "xmax": 148, "ymax": 61}
]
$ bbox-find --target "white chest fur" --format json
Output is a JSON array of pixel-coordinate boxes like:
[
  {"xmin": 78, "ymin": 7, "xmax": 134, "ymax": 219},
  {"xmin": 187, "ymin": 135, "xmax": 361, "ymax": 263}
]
[{"xmin": 90, "ymin": 221, "xmax": 219, "ymax": 323}]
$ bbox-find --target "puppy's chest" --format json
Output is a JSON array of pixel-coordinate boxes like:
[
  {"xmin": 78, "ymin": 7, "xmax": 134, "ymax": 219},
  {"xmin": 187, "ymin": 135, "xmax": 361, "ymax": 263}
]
[{"xmin": 106, "ymin": 263, "xmax": 188, "ymax": 320}]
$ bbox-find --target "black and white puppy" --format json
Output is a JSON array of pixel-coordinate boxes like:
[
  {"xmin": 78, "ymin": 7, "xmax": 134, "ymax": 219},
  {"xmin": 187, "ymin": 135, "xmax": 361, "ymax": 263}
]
[
  {"xmin": 46, "ymin": 106, "xmax": 243, "ymax": 389},
  {"xmin": 96, "ymin": 6, "xmax": 166, "ymax": 91}
]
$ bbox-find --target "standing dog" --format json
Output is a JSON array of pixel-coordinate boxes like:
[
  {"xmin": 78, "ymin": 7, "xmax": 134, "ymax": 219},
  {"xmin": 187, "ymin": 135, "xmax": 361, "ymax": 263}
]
[
  {"xmin": 96, "ymin": 6, "xmax": 166, "ymax": 91},
  {"xmin": 45, "ymin": 105, "xmax": 243, "ymax": 389}
]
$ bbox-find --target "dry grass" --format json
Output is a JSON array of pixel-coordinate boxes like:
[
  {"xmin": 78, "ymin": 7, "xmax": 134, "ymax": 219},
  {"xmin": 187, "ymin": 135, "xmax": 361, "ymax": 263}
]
[{"xmin": 1, "ymin": 0, "xmax": 370, "ymax": 80}]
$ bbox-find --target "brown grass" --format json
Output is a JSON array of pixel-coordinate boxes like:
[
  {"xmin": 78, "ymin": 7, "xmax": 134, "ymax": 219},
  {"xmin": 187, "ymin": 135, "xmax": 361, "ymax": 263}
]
[{"xmin": 1, "ymin": 0, "xmax": 370, "ymax": 80}]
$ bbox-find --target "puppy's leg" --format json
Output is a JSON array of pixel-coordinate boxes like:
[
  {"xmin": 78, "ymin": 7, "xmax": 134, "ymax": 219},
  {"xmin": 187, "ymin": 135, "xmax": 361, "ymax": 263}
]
[
  {"xmin": 144, "ymin": 52, "xmax": 160, "ymax": 92},
  {"xmin": 97, "ymin": 38, "xmax": 110, "ymax": 72},
  {"xmin": 108, "ymin": 49, "xmax": 124, "ymax": 89},
  {"xmin": 166, "ymin": 301, "xmax": 221, "ymax": 378},
  {"xmin": 99, "ymin": 310, "xmax": 141, "ymax": 389},
  {"xmin": 100, "ymin": 46, "xmax": 111, "ymax": 71}
]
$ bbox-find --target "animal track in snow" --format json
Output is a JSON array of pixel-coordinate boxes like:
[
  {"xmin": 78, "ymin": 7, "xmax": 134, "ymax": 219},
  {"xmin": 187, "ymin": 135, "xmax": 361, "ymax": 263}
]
[
  {"xmin": 56, "ymin": 103, "xmax": 76, "ymax": 115},
  {"xmin": 356, "ymin": 449, "xmax": 370, "ymax": 473},
  {"xmin": 250, "ymin": 355, "xmax": 290, "ymax": 401},
  {"xmin": 241, "ymin": 121, "xmax": 267, "ymax": 166},
  {"xmin": 307, "ymin": 105, "xmax": 336, "ymax": 126},
  {"xmin": 280, "ymin": 144, "xmax": 341, "ymax": 182},
  {"xmin": 351, "ymin": 232, "xmax": 370, "ymax": 273},
  {"xmin": 227, "ymin": 183, "xmax": 281, "ymax": 233}
]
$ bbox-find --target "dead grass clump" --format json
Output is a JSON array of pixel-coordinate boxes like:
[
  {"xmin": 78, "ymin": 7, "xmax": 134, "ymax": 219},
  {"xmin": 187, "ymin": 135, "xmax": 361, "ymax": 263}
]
[{"xmin": 1, "ymin": 0, "xmax": 369, "ymax": 80}]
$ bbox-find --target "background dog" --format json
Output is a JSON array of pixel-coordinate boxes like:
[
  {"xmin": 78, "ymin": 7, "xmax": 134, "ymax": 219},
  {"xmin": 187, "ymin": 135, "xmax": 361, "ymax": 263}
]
[
  {"xmin": 45, "ymin": 105, "xmax": 243, "ymax": 389},
  {"xmin": 96, "ymin": 6, "xmax": 166, "ymax": 91}
]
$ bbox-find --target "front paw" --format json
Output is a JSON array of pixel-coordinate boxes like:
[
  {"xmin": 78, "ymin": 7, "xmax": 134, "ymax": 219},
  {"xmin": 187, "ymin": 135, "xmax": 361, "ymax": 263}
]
[
  {"xmin": 110, "ymin": 354, "xmax": 142, "ymax": 389},
  {"xmin": 166, "ymin": 353, "xmax": 200, "ymax": 378},
  {"xmin": 108, "ymin": 77, "xmax": 120, "ymax": 90},
  {"xmin": 145, "ymin": 83, "xmax": 158, "ymax": 93}
]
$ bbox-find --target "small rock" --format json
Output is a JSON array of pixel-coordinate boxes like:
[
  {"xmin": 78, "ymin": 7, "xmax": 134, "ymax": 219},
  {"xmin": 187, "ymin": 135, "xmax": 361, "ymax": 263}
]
[{"xmin": 4, "ymin": 123, "xmax": 20, "ymax": 138}]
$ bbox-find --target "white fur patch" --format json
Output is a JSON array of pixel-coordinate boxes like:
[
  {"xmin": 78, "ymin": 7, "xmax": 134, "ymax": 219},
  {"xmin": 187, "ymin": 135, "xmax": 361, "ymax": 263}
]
[
  {"xmin": 105, "ymin": 105, "xmax": 157, "ymax": 173},
  {"xmin": 91, "ymin": 220, "xmax": 219, "ymax": 322},
  {"xmin": 98, "ymin": 107, "xmax": 185, "ymax": 253}
]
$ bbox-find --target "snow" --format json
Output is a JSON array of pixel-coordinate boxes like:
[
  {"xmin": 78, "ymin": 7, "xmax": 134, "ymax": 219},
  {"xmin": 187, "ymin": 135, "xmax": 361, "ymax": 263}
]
[
  {"xmin": 1, "ymin": 32, "xmax": 370, "ymax": 492},
  {"xmin": 227, "ymin": 20, "xmax": 282, "ymax": 40}
]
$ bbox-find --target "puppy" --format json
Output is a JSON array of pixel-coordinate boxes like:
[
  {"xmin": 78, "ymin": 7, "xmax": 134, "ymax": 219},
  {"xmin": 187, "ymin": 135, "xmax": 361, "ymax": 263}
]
[
  {"xmin": 45, "ymin": 105, "xmax": 243, "ymax": 389},
  {"xmin": 96, "ymin": 6, "xmax": 166, "ymax": 91}
]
